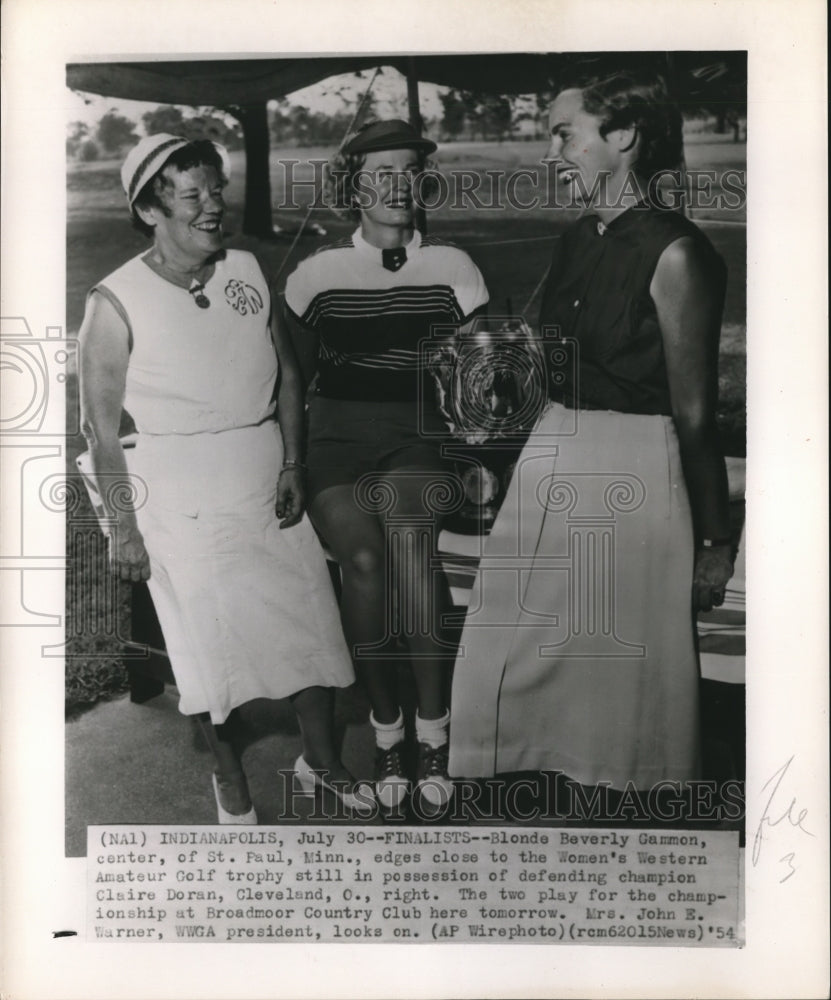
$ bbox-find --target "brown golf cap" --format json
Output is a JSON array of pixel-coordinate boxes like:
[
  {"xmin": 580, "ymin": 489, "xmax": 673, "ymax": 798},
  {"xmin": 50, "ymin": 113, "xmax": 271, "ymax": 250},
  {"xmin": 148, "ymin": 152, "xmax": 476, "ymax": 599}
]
[{"xmin": 342, "ymin": 119, "xmax": 437, "ymax": 156}]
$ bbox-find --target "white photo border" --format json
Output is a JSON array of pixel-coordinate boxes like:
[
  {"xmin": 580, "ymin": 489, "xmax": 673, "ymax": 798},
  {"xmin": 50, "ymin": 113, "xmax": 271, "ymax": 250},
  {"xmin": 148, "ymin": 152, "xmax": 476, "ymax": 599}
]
[{"xmin": 1, "ymin": 0, "xmax": 828, "ymax": 997}]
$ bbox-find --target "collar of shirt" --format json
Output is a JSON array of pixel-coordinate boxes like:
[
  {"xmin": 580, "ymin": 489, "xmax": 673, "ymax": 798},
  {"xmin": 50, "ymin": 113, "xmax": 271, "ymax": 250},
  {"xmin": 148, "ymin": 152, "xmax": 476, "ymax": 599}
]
[
  {"xmin": 352, "ymin": 226, "xmax": 422, "ymax": 268},
  {"xmin": 590, "ymin": 202, "xmax": 655, "ymax": 242}
]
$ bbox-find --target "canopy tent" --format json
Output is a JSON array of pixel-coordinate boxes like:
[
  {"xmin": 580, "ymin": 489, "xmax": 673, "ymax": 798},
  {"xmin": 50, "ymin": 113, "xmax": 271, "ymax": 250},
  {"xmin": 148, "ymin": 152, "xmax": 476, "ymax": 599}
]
[
  {"xmin": 66, "ymin": 52, "xmax": 746, "ymax": 235},
  {"xmin": 66, "ymin": 51, "xmax": 746, "ymax": 106}
]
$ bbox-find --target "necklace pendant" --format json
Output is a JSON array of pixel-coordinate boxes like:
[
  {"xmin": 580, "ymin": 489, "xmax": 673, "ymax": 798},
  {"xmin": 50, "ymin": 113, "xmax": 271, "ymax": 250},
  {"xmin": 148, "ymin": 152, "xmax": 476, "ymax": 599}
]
[{"xmin": 189, "ymin": 282, "xmax": 211, "ymax": 309}]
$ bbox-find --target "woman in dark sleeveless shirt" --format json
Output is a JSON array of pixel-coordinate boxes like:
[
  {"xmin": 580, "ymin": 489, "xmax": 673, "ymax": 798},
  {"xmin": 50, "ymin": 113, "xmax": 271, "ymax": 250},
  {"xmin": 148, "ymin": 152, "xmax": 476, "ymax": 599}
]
[{"xmin": 449, "ymin": 72, "xmax": 734, "ymax": 793}]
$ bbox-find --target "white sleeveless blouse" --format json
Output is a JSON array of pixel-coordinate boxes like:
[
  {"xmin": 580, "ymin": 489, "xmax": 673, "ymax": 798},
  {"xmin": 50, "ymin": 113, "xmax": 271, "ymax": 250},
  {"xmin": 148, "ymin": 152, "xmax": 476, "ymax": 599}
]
[{"xmin": 97, "ymin": 250, "xmax": 276, "ymax": 435}]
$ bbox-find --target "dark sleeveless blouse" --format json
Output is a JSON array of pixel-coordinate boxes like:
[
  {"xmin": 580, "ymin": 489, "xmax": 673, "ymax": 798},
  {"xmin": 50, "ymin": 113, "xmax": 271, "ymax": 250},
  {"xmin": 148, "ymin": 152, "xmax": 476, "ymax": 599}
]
[{"xmin": 539, "ymin": 204, "xmax": 726, "ymax": 415}]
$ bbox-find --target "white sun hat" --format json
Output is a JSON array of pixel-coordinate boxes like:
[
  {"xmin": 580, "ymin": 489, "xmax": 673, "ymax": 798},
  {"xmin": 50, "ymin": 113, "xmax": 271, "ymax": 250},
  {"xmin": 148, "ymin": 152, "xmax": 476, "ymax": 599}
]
[{"xmin": 120, "ymin": 132, "xmax": 231, "ymax": 208}]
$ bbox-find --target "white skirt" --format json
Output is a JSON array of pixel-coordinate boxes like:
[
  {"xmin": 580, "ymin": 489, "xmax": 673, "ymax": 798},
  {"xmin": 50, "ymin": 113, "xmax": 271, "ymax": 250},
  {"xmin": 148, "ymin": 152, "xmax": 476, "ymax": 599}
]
[
  {"xmin": 131, "ymin": 421, "xmax": 354, "ymax": 723},
  {"xmin": 449, "ymin": 403, "xmax": 700, "ymax": 789}
]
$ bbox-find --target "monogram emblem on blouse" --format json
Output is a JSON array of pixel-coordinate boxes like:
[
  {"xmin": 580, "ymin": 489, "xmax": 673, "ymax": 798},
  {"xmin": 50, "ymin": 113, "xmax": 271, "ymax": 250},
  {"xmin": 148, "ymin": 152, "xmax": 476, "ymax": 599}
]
[{"xmin": 225, "ymin": 279, "xmax": 264, "ymax": 316}]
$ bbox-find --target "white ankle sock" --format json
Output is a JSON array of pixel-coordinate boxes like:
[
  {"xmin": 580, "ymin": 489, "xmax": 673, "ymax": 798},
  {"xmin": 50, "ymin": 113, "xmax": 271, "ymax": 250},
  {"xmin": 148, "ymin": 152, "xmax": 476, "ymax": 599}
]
[
  {"xmin": 370, "ymin": 709, "xmax": 405, "ymax": 750},
  {"xmin": 415, "ymin": 709, "xmax": 450, "ymax": 748}
]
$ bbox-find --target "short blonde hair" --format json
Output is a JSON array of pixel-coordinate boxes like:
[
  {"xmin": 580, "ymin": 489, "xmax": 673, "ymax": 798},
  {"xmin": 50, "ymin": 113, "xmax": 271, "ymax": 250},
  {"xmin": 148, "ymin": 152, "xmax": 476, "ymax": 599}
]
[{"xmin": 323, "ymin": 145, "xmax": 441, "ymax": 221}]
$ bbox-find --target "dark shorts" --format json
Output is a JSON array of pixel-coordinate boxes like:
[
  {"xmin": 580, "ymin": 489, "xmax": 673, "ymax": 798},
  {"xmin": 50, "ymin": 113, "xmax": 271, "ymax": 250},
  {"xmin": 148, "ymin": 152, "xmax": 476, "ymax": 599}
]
[{"xmin": 306, "ymin": 396, "xmax": 449, "ymax": 501}]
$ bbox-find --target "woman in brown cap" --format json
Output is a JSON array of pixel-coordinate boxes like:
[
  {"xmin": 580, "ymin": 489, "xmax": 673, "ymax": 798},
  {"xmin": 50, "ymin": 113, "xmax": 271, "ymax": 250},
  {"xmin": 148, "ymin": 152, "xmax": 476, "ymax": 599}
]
[
  {"xmin": 79, "ymin": 134, "xmax": 370, "ymax": 823},
  {"xmin": 283, "ymin": 120, "xmax": 489, "ymax": 815}
]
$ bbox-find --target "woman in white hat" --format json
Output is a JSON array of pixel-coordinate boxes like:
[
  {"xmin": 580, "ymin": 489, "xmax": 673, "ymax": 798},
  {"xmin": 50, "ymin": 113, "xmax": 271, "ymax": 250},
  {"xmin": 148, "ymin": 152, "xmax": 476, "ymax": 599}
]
[
  {"xmin": 79, "ymin": 134, "xmax": 371, "ymax": 822},
  {"xmin": 283, "ymin": 120, "xmax": 489, "ymax": 815}
]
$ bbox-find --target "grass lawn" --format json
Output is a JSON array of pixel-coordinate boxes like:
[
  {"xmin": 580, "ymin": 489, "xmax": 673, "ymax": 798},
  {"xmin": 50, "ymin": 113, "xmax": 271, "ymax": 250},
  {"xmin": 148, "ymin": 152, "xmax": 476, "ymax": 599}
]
[{"xmin": 65, "ymin": 139, "xmax": 746, "ymax": 711}]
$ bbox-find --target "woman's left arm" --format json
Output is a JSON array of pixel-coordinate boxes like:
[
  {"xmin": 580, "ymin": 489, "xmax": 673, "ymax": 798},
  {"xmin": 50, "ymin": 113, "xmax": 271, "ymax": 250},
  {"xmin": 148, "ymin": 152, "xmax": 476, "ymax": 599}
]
[
  {"xmin": 651, "ymin": 236, "xmax": 734, "ymax": 612},
  {"xmin": 270, "ymin": 302, "xmax": 307, "ymax": 528}
]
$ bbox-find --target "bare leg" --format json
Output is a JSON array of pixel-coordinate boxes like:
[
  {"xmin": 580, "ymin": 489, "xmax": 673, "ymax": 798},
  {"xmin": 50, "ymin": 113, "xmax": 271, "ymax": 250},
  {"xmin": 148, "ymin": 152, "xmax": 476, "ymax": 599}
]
[
  {"xmin": 310, "ymin": 485, "xmax": 399, "ymax": 723},
  {"xmin": 289, "ymin": 684, "xmax": 356, "ymax": 784},
  {"xmin": 197, "ymin": 710, "xmax": 252, "ymax": 814},
  {"xmin": 379, "ymin": 467, "xmax": 455, "ymax": 721}
]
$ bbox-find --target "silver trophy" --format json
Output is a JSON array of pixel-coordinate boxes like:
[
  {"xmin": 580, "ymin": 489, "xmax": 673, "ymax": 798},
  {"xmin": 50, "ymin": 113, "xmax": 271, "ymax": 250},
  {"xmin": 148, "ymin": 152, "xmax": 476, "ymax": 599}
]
[{"xmin": 426, "ymin": 315, "xmax": 548, "ymax": 530}]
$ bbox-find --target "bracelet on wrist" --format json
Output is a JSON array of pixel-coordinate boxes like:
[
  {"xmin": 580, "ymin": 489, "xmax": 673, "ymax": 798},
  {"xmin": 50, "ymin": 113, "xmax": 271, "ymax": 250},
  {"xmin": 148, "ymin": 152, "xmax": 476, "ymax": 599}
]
[
  {"xmin": 700, "ymin": 537, "xmax": 732, "ymax": 549},
  {"xmin": 281, "ymin": 459, "xmax": 307, "ymax": 472}
]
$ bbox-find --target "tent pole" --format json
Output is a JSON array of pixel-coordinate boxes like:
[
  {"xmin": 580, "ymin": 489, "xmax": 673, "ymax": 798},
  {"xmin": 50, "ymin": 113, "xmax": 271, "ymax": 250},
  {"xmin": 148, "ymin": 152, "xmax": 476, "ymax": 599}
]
[
  {"xmin": 406, "ymin": 57, "xmax": 428, "ymax": 235},
  {"xmin": 227, "ymin": 102, "xmax": 274, "ymax": 238}
]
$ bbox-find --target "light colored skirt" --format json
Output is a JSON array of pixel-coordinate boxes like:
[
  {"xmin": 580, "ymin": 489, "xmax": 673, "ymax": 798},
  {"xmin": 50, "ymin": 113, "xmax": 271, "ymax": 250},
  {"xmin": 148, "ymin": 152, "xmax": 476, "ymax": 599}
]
[
  {"xmin": 449, "ymin": 402, "xmax": 700, "ymax": 789},
  {"xmin": 131, "ymin": 421, "xmax": 354, "ymax": 723}
]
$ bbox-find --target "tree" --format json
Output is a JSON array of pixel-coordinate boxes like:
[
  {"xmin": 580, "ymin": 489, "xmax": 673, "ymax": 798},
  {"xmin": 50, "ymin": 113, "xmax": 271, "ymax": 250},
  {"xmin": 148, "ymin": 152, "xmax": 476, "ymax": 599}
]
[
  {"xmin": 439, "ymin": 89, "xmax": 466, "ymax": 140},
  {"xmin": 478, "ymin": 94, "xmax": 513, "ymax": 142},
  {"xmin": 182, "ymin": 113, "xmax": 243, "ymax": 150},
  {"xmin": 269, "ymin": 99, "xmax": 292, "ymax": 145},
  {"xmin": 96, "ymin": 110, "xmax": 138, "ymax": 153},
  {"xmin": 671, "ymin": 53, "xmax": 747, "ymax": 141},
  {"xmin": 458, "ymin": 91, "xmax": 484, "ymax": 139},
  {"xmin": 78, "ymin": 140, "xmax": 100, "ymax": 162},
  {"xmin": 142, "ymin": 104, "xmax": 244, "ymax": 149},
  {"xmin": 454, "ymin": 92, "xmax": 515, "ymax": 141},
  {"xmin": 142, "ymin": 105, "xmax": 186, "ymax": 135},
  {"xmin": 66, "ymin": 121, "xmax": 89, "ymax": 157},
  {"xmin": 288, "ymin": 105, "xmax": 313, "ymax": 145}
]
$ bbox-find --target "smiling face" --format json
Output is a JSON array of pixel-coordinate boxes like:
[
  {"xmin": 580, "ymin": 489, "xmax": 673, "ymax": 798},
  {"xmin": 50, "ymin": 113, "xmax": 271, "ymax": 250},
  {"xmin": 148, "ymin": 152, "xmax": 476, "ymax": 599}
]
[
  {"xmin": 546, "ymin": 89, "xmax": 627, "ymax": 208},
  {"xmin": 138, "ymin": 163, "xmax": 225, "ymax": 268},
  {"xmin": 354, "ymin": 147, "xmax": 420, "ymax": 247}
]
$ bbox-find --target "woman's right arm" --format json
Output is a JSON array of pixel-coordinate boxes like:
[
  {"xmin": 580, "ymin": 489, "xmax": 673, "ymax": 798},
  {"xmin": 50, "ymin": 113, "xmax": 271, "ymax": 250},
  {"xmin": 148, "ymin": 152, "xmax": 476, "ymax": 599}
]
[{"xmin": 79, "ymin": 291, "xmax": 151, "ymax": 582}]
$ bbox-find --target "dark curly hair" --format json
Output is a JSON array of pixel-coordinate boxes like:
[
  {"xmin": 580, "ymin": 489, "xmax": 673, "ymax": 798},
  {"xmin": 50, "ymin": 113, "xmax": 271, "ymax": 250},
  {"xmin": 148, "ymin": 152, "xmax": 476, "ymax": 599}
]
[
  {"xmin": 324, "ymin": 126, "xmax": 440, "ymax": 221},
  {"xmin": 131, "ymin": 140, "xmax": 227, "ymax": 238},
  {"xmin": 568, "ymin": 71, "xmax": 683, "ymax": 177}
]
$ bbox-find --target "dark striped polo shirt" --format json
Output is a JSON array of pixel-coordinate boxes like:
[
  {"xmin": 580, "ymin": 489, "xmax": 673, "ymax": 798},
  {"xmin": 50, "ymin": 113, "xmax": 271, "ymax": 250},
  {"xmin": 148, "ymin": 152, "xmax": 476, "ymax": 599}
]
[{"xmin": 284, "ymin": 228, "xmax": 489, "ymax": 401}]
